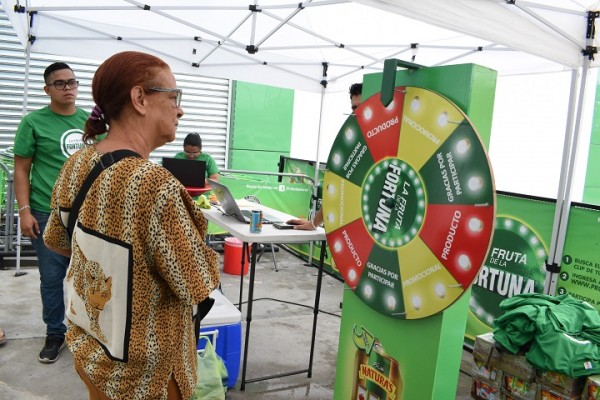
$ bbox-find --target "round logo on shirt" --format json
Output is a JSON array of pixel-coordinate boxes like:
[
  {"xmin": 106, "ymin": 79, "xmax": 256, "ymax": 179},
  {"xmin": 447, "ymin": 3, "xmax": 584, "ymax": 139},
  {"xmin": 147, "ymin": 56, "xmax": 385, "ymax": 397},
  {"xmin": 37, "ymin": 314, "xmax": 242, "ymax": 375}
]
[{"xmin": 61, "ymin": 129, "xmax": 85, "ymax": 158}]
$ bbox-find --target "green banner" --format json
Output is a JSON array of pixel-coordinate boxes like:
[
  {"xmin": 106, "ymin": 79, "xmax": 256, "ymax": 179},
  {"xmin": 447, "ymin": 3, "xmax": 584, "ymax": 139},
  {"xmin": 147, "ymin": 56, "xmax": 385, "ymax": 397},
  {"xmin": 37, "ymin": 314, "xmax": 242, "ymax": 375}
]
[
  {"xmin": 207, "ymin": 175, "xmax": 311, "ymax": 235},
  {"xmin": 583, "ymin": 76, "xmax": 600, "ymax": 205},
  {"xmin": 557, "ymin": 204, "xmax": 600, "ymax": 309},
  {"xmin": 466, "ymin": 192, "xmax": 555, "ymax": 342},
  {"xmin": 280, "ymin": 156, "xmax": 325, "ymax": 186},
  {"xmin": 280, "ymin": 156, "xmax": 326, "ymax": 219}
]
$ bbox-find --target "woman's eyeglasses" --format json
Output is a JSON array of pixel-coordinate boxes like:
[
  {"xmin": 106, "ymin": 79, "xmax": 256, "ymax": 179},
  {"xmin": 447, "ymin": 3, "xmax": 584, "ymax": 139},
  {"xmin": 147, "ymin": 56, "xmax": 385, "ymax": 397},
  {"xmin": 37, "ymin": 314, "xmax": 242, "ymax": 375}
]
[
  {"xmin": 146, "ymin": 87, "xmax": 183, "ymax": 108},
  {"xmin": 47, "ymin": 79, "xmax": 79, "ymax": 90}
]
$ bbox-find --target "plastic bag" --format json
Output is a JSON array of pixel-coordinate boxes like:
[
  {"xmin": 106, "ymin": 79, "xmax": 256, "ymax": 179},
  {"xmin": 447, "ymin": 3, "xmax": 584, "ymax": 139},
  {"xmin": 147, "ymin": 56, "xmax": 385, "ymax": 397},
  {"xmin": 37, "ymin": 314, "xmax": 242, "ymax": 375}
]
[
  {"xmin": 195, "ymin": 194, "xmax": 211, "ymax": 209},
  {"xmin": 190, "ymin": 336, "xmax": 228, "ymax": 400}
]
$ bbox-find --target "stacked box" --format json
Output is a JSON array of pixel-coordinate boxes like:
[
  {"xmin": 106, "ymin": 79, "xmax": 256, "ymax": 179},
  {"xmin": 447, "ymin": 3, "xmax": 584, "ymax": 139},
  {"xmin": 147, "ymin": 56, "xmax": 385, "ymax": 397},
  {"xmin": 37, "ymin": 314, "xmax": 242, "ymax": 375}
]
[
  {"xmin": 471, "ymin": 333, "xmax": 594, "ymax": 400},
  {"xmin": 502, "ymin": 373, "xmax": 537, "ymax": 399},
  {"xmin": 474, "ymin": 360, "xmax": 503, "ymax": 383},
  {"xmin": 582, "ymin": 375, "xmax": 600, "ymax": 400},
  {"xmin": 471, "ymin": 378, "xmax": 502, "ymax": 400},
  {"xmin": 471, "ymin": 359, "xmax": 504, "ymax": 400},
  {"xmin": 533, "ymin": 370, "xmax": 585, "ymax": 400},
  {"xmin": 473, "ymin": 333, "xmax": 537, "ymax": 382},
  {"xmin": 537, "ymin": 384, "xmax": 580, "ymax": 400},
  {"xmin": 539, "ymin": 370, "xmax": 585, "ymax": 392},
  {"xmin": 504, "ymin": 393, "xmax": 536, "ymax": 400}
]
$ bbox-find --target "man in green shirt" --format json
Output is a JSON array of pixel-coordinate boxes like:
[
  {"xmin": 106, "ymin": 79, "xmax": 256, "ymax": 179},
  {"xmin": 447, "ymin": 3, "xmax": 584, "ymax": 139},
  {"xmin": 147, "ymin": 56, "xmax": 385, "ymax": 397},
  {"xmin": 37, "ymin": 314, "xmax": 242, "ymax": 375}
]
[
  {"xmin": 174, "ymin": 132, "xmax": 220, "ymax": 181},
  {"xmin": 13, "ymin": 62, "xmax": 88, "ymax": 363}
]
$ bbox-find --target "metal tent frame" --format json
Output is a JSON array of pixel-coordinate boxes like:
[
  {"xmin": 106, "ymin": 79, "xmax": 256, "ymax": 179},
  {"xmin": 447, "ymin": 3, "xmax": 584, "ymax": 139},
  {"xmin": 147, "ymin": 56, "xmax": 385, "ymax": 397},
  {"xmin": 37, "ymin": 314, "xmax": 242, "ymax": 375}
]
[{"xmin": 2, "ymin": 1, "xmax": 599, "ymax": 292}]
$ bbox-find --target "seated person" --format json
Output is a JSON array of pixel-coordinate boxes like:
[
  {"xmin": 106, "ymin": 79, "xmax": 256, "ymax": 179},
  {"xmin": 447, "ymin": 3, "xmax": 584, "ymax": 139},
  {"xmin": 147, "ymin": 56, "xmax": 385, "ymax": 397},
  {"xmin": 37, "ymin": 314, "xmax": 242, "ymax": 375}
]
[{"xmin": 175, "ymin": 132, "xmax": 219, "ymax": 181}]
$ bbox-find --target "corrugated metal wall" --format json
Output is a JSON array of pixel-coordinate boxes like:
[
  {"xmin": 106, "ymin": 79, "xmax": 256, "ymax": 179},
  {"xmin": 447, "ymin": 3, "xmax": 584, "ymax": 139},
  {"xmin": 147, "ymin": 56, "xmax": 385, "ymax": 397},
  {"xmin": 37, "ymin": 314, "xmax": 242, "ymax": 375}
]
[{"xmin": 0, "ymin": 8, "xmax": 230, "ymax": 168}]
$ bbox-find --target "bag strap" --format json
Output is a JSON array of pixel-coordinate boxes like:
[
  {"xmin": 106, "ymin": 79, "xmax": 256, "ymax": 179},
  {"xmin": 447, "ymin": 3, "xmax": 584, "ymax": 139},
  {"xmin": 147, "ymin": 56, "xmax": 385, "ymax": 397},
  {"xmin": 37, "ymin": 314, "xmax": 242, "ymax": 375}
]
[
  {"xmin": 67, "ymin": 149, "xmax": 141, "ymax": 241},
  {"xmin": 195, "ymin": 297, "xmax": 216, "ymax": 343}
]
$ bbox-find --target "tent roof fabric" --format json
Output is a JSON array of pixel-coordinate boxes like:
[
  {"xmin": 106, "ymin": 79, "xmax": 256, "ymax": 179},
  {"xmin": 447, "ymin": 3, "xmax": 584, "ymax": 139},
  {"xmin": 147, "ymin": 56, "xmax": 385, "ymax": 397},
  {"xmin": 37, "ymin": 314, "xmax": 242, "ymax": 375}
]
[{"xmin": 2, "ymin": 0, "xmax": 599, "ymax": 92}]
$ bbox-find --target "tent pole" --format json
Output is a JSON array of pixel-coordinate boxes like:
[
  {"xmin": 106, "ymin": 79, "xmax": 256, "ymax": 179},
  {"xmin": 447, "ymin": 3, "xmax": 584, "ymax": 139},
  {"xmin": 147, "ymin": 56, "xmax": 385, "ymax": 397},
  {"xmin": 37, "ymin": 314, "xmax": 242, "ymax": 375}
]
[
  {"xmin": 307, "ymin": 78, "xmax": 328, "ymax": 266},
  {"xmin": 543, "ymin": 68, "xmax": 577, "ymax": 294},
  {"xmin": 544, "ymin": 62, "xmax": 590, "ymax": 295},
  {"xmin": 14, "ymin": 38, "xmax": 33, "ymax": 278}
]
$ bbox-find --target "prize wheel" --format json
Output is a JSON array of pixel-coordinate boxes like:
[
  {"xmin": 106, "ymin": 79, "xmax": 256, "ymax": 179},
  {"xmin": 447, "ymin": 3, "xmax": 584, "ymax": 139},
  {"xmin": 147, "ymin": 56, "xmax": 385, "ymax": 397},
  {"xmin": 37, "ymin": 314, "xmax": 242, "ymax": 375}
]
[{"xmin": 323, "ymin": 86, "xmax": 496, "ymax": 319}]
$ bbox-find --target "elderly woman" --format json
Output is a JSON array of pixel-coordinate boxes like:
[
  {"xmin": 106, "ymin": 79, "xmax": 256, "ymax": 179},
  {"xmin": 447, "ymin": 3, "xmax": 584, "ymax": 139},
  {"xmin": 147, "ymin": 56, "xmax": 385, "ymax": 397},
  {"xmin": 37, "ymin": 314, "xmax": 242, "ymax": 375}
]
[{"xmin": 44, "ymin": 51, "xmax": 220, "ymax": 400}]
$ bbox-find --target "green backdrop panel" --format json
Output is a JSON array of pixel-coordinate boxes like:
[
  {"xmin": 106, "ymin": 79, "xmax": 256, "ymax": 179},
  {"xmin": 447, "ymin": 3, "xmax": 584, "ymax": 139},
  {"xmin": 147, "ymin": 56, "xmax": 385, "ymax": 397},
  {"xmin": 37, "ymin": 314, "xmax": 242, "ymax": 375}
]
[
  {"xmin": 465, "ymin": 192, "xmax": 555, "ymax": 343},
  {"xmin": 228, "ymin": 149, "xmax": 286, "ymax": 177},
  {"xmin": 583, "ymin": 76, "xmax": 600, "ymax": 206},
  {"xmin": 585, "ymin": 187, "xmax": 600, "ymax": 205},
  {"xmin": 230, "ymin": 81, "xmax": 294, "ymax": 151},
  {"xmin": 557, "ymin": 203, "xmax": 600, "ymax": 308},
  {"xmin": 280, "ymin": 156, "xmax": 326, "ymax": 186}
]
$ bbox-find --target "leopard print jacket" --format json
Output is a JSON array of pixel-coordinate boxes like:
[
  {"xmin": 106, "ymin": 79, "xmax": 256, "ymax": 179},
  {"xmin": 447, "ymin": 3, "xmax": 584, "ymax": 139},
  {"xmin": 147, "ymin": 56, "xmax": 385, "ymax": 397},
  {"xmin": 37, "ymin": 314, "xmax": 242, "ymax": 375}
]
[{"xmin": 44, "ymin": 145, "xmax": 220, "ymax": 400}]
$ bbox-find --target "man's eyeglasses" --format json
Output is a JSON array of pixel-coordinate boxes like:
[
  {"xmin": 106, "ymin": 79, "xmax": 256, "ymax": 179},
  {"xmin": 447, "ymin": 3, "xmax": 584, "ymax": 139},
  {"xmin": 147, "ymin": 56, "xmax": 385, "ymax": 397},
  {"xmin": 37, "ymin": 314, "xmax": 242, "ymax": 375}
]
[
  {"xmin": 184, "ymin": 150, "xmax": 201, "ymax": 156},
  {"xmin": 146, "ymin": 87, "xmax": 183, "ymax": 108},
  {"xmin": 47, "ymin": 79, "xmax": 79, "ymax": 90}
]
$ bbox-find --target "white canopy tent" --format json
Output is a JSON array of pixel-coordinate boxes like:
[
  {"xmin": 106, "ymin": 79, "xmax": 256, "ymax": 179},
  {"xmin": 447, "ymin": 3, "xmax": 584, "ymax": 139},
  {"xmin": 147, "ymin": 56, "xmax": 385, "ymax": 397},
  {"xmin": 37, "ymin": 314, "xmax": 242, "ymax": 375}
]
[
  {"xmin": 3, "ymin": 0, "xmax": 598, "ymax": 92},
  {"xmin": 2, "ymin": 0, "xmax": 599, "ymax": 292}
]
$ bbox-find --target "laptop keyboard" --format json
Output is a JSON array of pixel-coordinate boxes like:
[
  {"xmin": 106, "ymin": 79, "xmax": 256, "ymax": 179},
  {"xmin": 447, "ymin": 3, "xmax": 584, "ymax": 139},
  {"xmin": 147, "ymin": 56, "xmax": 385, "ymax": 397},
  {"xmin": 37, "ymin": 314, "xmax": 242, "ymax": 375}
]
[{"xmin": 240, "ymin": 210, "xmax": 253, "ymax": 220}]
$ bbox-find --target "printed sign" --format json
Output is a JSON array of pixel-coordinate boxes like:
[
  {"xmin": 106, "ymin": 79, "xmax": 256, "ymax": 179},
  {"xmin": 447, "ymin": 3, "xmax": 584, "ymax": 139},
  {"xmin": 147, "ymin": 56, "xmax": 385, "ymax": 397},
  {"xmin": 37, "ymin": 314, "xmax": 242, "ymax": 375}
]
[{"xmin": 558, "ymin": 204, "xmax": 600, "ymax": 308}]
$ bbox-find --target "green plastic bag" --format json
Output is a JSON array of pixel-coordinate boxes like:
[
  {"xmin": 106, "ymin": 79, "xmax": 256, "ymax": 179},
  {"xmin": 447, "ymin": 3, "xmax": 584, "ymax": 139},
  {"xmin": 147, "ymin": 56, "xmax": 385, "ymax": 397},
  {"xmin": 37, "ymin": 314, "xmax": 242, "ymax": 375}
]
[{"xmin": 190, "ymin": 336, "xmax": 228, "ymax": 400}]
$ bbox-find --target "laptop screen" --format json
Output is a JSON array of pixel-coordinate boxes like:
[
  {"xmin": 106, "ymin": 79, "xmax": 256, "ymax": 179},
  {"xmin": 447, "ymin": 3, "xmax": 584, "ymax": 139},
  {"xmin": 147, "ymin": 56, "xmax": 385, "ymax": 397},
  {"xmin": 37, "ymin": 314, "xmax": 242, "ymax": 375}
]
[{"xmin": 162, "ymin": 157, "xmax": 206, "ymax": 187}]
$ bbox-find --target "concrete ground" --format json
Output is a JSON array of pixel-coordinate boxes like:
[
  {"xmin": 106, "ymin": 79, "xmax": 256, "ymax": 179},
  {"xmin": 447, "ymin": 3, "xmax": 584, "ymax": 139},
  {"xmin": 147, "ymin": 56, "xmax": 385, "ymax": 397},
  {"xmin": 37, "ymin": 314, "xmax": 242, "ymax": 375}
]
[{"xmin": 0, "ymin": 245, "xmax": 474, "ymax": 399}]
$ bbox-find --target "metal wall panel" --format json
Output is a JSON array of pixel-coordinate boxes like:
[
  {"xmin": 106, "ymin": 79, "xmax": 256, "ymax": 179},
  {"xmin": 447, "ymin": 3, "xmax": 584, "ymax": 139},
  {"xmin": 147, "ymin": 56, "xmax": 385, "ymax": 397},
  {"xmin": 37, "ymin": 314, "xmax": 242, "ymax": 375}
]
[{"xmin": 0, "ymin": 9, "xmax": 230, "ymax": 168}]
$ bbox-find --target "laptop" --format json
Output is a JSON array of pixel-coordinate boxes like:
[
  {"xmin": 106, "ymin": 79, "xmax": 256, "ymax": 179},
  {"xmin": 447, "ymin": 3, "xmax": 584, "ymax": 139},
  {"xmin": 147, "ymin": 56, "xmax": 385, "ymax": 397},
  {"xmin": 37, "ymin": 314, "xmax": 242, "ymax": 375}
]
[
  {"xmin": 162, "ymin": 157, "xmax": 206, "ymax": 187},
  {"xmin": 208, "ymin": 179, "xmax": 282, "ymax": 224}
]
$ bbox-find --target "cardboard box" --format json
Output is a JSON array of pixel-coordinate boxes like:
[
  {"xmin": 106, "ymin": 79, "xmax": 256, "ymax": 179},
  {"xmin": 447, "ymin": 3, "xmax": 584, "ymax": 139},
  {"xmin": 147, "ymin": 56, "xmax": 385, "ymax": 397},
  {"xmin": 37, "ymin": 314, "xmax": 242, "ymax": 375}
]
[
  {"xmin": 536, "ymin": 384, "xmax": 580, "ymax": 400},
  {"xmin": 535, "ymin": 370, "xmax": 585, "ymax": 397},
  {"xmin": 503, "ymin": 391, "xmax": 535, "ymax": 400},
  {"xmin": 473, "ymin": 332, "xmax": 536, "ymax": 382},
  {"xmin": 582, "ymin": 375, "xmax": 600, "ymax": 400},
  {"xmin": 503, "ymin": 373, "xmax": 537, "ymax": 400},
  {"xmin": 472, "ymin": 377, "xmax": 503, "ymax": 400},
  {"xmin": 473, "ymin": 360, "xmax": 503, "ymax": 387}
]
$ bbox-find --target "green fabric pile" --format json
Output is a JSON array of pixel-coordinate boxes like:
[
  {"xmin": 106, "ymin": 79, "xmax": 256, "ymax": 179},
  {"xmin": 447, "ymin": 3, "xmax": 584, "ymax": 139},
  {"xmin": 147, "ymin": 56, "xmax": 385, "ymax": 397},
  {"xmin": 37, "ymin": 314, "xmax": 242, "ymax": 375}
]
[{"xmin": 494, "ymin": 293, "xmax": 600, "ymax": 377}]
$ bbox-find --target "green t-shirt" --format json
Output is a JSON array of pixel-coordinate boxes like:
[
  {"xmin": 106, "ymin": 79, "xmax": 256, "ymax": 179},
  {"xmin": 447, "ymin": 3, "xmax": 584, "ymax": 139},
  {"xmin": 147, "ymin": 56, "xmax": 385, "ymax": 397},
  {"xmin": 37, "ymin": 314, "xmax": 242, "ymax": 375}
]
[
  {"xmin": 14, "ymin": 106, "xmax": 88, "ymax": 213},
  {"xmin": 174, "ymin": 152, "xmax": 219, "ymax": 177}
]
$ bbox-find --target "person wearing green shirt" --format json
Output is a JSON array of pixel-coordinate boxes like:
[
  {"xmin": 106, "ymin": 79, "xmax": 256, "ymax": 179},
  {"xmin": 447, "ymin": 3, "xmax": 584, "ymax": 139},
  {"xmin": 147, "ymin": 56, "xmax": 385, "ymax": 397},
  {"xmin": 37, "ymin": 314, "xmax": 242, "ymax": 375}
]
[
  {"xmin": 174, "ymin": 133, "xmax": 219, "ymax": 181},
  {"xmin": 13, "ymin": 62, "xmax": 88, "ymax": 364}
]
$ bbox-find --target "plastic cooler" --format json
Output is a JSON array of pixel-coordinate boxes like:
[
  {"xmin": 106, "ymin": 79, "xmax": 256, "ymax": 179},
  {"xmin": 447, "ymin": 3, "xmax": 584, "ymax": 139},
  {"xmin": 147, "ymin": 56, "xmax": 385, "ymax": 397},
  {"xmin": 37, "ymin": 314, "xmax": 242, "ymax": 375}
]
[{"xmin": 197, "ymin": 289, "xmax": 241, "ymax": 388}]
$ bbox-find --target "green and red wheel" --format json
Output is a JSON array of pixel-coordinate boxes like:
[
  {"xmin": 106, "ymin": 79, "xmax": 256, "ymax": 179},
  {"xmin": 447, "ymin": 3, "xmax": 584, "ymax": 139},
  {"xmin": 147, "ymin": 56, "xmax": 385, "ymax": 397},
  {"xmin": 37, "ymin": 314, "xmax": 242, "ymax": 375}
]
[{"xmin": 323, "ymin": 86, "xmax": 496, "ymax": 319}]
